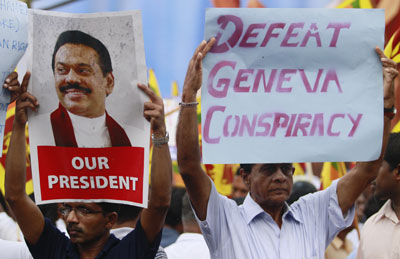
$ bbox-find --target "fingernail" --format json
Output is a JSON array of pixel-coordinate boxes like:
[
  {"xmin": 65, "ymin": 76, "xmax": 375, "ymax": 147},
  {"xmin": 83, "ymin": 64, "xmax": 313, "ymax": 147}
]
[{"xmin": 5, "ymin": 79, "xmax": 10, "ymax": 83}]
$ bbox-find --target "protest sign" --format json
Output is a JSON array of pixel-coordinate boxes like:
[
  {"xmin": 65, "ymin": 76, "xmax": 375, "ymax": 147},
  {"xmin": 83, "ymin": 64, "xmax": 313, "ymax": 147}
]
[
  {"xmin": 28, "ymin": 10, "xmax": 149, "ymax": 206},
  {"xmin": 0, "ymin": 0, "xmax": 28, "ymax": 156},
  {"xmin": 202, "ymin": 8, "xmax": 385, "ymax": 164}
]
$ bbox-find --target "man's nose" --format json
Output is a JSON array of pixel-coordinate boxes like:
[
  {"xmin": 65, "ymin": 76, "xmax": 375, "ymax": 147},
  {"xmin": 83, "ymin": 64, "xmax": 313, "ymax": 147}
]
[
  {"xmin": 66, "ymin": 209, "xmax": 79, "ymax": 223},
  {"xmin": 65, "ymin": 70, "xmax": 81, "ymax": 84},
  {"xmin": 272, "ymin": 169, "xmax": 287, "ymax": 182}
]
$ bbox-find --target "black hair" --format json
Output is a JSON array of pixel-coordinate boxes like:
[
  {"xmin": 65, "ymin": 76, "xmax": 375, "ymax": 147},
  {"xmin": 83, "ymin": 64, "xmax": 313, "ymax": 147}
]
[
  {"xmin": 98, "ymin": 202, "xmax": 119, "ymax": 215},
  {"xmin": 240, "ymin": 164, "xmax": 255, "ymax": 174},
  {"xmin": 181, "ymin": 193, "xmax": 196, "ymax": 225},
  {"xmin": 51, "ymin": 30, "xmax": 112, "ymax": 76},
  {"xmin": 117, "ymin": 204, "xmax": 143, "ymax": 224},
  {"xmin": 287, "ymin": 181, "xmax": 317, "ymax": 205},
  {"xmin": 384, "ymin": 133, "xmax": 400, "ymax": 170},
  {"xmin": 165, "ymin": 187, "xmax": 186, "ymax": 227}
]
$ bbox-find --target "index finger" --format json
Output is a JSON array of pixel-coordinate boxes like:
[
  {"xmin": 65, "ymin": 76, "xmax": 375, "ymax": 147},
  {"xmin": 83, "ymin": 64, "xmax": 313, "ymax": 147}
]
[
  {"xmin": 375, "ymin": 46, "xmax": 386, "ymax": 59},
  {"xmin": 20, "ymin": 72, "xmax": 31, "ymax": 93},
  {"xmin": 137, "ymin": 83, "xmax": 162, "ymax": 104},
  {"xmin": 202, "ymin": 37, "xmax": 216, "ymax": 56}
]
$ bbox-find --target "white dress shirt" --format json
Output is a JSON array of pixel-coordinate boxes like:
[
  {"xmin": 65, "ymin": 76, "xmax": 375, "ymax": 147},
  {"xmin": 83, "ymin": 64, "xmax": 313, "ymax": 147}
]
[
  {"xmin": 165, "ymin": 233, "xmax": 210, "ymax": 259},
  {"xmin": 197, "ymin": 179, "xmax": 355, "ymax": 259},
  {"xmin": 68, "ymin": 111, "xmax": 111, "ymax": 148}
]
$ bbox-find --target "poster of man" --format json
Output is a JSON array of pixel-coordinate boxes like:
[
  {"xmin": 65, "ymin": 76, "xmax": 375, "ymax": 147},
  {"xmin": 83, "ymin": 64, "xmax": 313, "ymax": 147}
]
[{"xmin": 27, "ymin": 10, "xmax": 150, "ymax": 207}]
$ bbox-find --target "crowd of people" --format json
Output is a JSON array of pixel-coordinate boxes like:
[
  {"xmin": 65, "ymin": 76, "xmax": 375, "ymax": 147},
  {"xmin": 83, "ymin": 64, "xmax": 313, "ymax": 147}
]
[{"xmin": 0, "ymin": 32, "xmax": 398, "ymax": 259}]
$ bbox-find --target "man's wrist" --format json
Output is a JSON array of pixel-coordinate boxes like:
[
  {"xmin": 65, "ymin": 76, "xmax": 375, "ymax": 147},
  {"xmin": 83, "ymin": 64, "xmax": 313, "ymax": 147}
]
[{"xmin": 182, "ymin": 89, "xmax": 197, "ymax": 103}]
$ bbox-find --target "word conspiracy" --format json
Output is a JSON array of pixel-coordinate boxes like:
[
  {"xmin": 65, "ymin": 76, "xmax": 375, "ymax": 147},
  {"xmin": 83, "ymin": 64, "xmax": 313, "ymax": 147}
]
[{"xmin": 203, "ymin": 107, "xmax": 362, "ymax": 144}]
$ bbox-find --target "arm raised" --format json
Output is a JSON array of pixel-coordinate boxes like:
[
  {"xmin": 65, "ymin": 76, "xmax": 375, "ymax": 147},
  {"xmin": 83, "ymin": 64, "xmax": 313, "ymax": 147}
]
[
  {"xmin": 4, "ymin": 72, "xmax": 44, "ymax": 245},
  {"xmin": 337, "ymin": 47, "xmax": 398, "ymax": 215},
  {"xmin": 137, "ymin": 83, "xmax": 172, "ymax": 243},
  {"xmin": 176, "ymin": 38, "xmax": 215, "ymax": 220}
]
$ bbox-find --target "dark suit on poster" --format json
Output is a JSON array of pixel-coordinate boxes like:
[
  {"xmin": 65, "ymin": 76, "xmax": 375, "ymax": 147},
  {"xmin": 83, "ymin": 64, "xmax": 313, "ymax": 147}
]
[{"xmin": 50, "ymin": 104, "xmax": 132, "ymax": 147}]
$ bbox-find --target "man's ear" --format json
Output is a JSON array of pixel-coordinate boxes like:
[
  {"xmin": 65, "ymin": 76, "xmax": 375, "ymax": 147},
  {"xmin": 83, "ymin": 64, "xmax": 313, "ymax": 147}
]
[
  {"xmin": 395, "ymin": 165, "xmax": 400, "ymax": 181},
  {"xmin": 241, "ymin": 168, "xmax": 251, "ymax": 188},
  {"xmin": 105, "ymin": 212, "xmax": 118, "ymax": 229},
  {"xmin": 105, "ymin": 72, "xmax": 114, "ymax": 96}
]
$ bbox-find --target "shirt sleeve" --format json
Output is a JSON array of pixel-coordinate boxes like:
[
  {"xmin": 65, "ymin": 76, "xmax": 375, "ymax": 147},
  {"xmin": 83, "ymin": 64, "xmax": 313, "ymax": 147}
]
[
  {"xmin": 116, "ymin": 218, "xmax": 162, "ymax": 259},
  {"xmin": 291, "ymin": 179, "xmax": 355, "ymax": 247},
  {"xmin": 195, "ymin": 178, "xmax": 238, "ymax": 254},
  {"xmin": 26, "ymin": 218, "xmax": 69, "ymax": 259}
]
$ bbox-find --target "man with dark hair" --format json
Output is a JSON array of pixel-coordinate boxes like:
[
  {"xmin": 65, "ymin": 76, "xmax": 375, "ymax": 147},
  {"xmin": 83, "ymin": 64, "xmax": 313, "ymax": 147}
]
[
  {"xmin": 3, "ymin": 72, "xmax": 172, "ymax": 258},
  {"xmin": 165, "ymin": 193, "xmax": 210, "ymax": 259},
  {"xmin": 357, "ymin": 133, "xmax": 400, "ymax": 259},
  {"xmin": 160, "ymin": 187, "xmax": 185, "ymax": 247},
  {"xmin": 50, "ymin": 30, "xmax": 131, "ymax": 147},
  {"xmin": 231, "ymin": 168, "xmax": 249, "ymax": 200},
  {"xmin": 176, "ymin": 38, "xmax": 398, "ymax": 258}
]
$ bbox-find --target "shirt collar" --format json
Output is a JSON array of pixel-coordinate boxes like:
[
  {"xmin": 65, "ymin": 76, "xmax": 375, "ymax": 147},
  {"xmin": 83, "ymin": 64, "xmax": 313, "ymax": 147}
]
[
  {"xmin": 377, "ymin": 200, "xmax": 399, "ymax": 224},
  {"xmin": 66, "ymin": 234, "xmax": 119, "ymax": 259},
  {"xmin": 68, "ymin": 110, "xmax": 106, "ymax": 132},
  {"xmin": 242, "ymin": 193, "xmax": 303, "ymax": 225}
]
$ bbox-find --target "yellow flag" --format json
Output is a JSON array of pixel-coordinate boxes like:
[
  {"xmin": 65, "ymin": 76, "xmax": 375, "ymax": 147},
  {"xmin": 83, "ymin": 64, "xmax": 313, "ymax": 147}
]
[
  {"xmin": 384, "ymin": 30, "xmax": 400, "ymax": 63},
  {"xmin": 337, "ymin": 0, "xmax": 372, "ymax": 8},
  {"xmin": 321, "ymin": 162, "xmax": 347, "ymax": 189},
  {"xmin": 148, "ymin": 69, "xmax": 162, "ymax": 97},
  {"xmin": 171, "ymin": 81, "xmax": 179, "ymax": 97}
]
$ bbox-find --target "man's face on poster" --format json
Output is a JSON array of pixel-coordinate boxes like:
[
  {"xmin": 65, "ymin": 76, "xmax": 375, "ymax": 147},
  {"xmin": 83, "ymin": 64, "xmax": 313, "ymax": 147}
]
[{"xmin": 53, "ymin": 43, "xmax": 114, "ymax": 118}]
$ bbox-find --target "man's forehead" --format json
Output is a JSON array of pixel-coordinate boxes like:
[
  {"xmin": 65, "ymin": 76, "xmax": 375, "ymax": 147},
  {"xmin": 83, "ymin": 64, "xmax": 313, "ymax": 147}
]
[
  {"xmin": 55, "ymin": 43, "xmax": 99, "ymax": 60},
  {"xmin": 63, "ymin": 202, "xmax": 101, "ymax": 209}
]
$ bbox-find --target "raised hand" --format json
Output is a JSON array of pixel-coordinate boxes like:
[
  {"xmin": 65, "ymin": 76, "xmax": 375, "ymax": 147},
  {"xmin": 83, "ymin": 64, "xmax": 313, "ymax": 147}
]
[
  {"xmin": 375, "ymin": 47, "xmax": 398, "ymax": 109},
  {"xmin": 182, "ymin": 38, "xmax": 216, "ymax": 100},
  {"xmin": 13, "ymin": 72, "xmax": 39, "ymax": 127},
  {"xmin": 137, "ymin": 83, "xmax": 166, "ymax": 137},
  {"xmin": 3, "ymin": 72, "xmax": 22, "ymax": 103}
]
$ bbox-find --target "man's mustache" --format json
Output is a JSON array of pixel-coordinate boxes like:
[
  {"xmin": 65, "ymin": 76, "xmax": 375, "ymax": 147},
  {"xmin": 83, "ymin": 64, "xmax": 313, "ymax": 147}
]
[
  {"xmin": 67, "ymin": 224, "xmax": 83, "ymax": 233},
  {"xmin": 59, "ymin": 83, "xmax": 92, "ymax": 94}
]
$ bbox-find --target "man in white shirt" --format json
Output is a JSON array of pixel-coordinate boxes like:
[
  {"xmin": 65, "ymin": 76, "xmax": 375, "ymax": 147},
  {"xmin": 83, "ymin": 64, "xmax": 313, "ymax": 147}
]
[
  {"xmin": 165, "ymin": 194, "xmax": 210, "ymax": 259},
  {"xmin": 50, "ymin": 30, "xmax": 131, "ymax": 147},
  {"xmin": 357, "ymin": 133, "xmax": 400, "ymax": 259},
  {"xmin": 176, "ymin": 38, "xmax": 398, "ymax": 259}
]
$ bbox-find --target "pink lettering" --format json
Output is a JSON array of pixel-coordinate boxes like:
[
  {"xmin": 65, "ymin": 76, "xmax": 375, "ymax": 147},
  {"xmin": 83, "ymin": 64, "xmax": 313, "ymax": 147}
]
[
  {"xmin": 292, "ymin": 113, "xmax": 312, "ymax": 136},
  {"xmin": 234, "ymin": 69, "xmax": 254, "ymax": 93},
  {"xmin": 347, "ymin": 114, "xmax": 362, "ymax": 137},
  {"xmin": 310, "ymin": 113, "xmax": 324, "ymax": 136},
  {"xmin": 256, "ymin": 113, "xmax": 273, "ymax": 136},
  {"xmin": 211, "ymin": 15, "xmax": 244, "ymax": 53},
  {"xmin": 327, "ymin": 22, "xmax": 351, "ymax": 47},
  {"xmin": 261, "ymin": 23, "xmax": 286, "ymax": 47},
  {"xmin": 285, "ymin": 114, "xmax": 297, "ymax": 137},
  {"xmin": 300, "ymin": 23, "xmax": 321, "ymax": 47},
  {"xmin": 207, "ymin": 60, "xmax": 236, "ymax": 98},
  {"xmin": 239, "ymin": 114, "xmax": 258, "ymax": 136},
  {"xmin": 239, "ymin": 23, "xmax": 266, "ymax": 47},
  {"xmin": 327, "ymin": 113, "xmax": 345, "ymax": 136},
  {"xmin": 271, "ymin": 113, "xmax": 289, "ymax": 137},
  {"xmin": 299, "ymin": 69, "xmax": 323, "ymax": 93},
  {"xmin": 277, "ymin": 69, "xmax": 296, "ymax": 92},
  {"xmin": 253, "ymin": 69, "xmax": 277, "ymax": 93},
  {"xmin": 281, "ymin": 22, "xmax": 305, "ymax": 47},
  {"xmin": 203, "ymin": 106, "xmax": 226, "ymax": 144},
  {"xmin": 321, "ymin": 69, "xmax": 342, "ymax": 93}
]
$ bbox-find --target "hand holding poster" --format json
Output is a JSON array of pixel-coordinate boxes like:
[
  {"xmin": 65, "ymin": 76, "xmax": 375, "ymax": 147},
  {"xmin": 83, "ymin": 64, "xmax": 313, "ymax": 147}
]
[
  {"xmin": 28, "ymin": 10, "xmax": 150, "ymax": 206},
  {"xmin": 0, "ymin": 0, "xmax": 28, "ymax": 156},
  {"xmin": 202, "ymin": 8, "xmax": 385, "ymax": 164}
]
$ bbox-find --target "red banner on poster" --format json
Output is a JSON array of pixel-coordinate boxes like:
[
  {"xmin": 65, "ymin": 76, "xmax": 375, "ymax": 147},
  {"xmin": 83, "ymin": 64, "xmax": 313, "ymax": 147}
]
[{"xmin": 38, "ymin": 146, "xmax": 144, "ymax": 203}]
